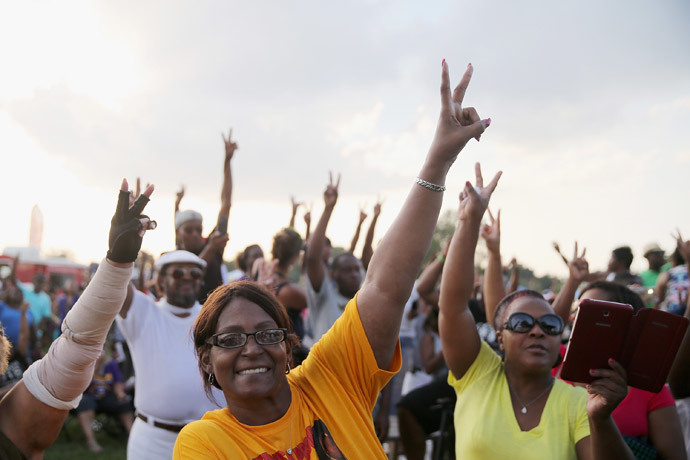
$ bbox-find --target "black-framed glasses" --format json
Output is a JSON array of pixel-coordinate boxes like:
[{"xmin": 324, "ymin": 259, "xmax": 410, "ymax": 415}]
[
  {"xmin": 209, "ymin": 328, "xmax": 288, "ymax": 349},
  {"xmin": 170, "ymin": 267, "xmax": 204, "ymax": 280},
  {"xmin": 503, "ymin": 312, "xmax": 564, "ymax": 336}
]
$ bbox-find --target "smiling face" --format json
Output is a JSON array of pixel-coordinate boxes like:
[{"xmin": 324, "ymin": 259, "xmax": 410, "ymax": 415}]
[
  {"xmin": 498, "ymin": 296, "xmax": 561, "ymax": 372},
  {"xmin": 203, "ymin": 297, "xmax": 290, "ymax": 406}
]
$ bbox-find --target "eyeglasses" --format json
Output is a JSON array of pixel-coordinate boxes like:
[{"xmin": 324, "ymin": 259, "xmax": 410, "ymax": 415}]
[
  {"xmin": 209, "ymin": 328, "xmax": 288, "ymax": 349},
  {"xmin": 503, "ymin": 312, "xmax": 564, "ymax": 336},
  {"xmin": 170, "ymin": 267, "xmax": 204, "ymax": 280}
]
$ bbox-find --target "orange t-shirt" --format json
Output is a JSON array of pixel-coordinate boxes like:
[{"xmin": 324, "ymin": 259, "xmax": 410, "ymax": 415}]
[{"xmin": 173, "ymin": 294, "xmax": 401, "ymax": 459}]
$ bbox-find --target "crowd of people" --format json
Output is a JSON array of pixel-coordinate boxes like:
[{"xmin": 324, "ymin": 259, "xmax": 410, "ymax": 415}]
[{"xmin": 0, "ymin": 60, "xmax": 689, "ymax": 460}]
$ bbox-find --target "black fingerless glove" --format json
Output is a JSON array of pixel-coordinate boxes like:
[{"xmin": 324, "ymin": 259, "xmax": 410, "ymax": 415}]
[{"xmin": 106, "ymin": 190, "xmax": 151, "ymax": 263}]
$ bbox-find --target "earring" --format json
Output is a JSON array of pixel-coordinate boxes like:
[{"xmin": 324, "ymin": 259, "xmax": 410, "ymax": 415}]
[
  {"xmin": 208, "ymin": 373, "xmax": 215, "ymax": 385},
  {"xmin": 285, "ymin": 362, "xmax": 291, "ymax": 375}
]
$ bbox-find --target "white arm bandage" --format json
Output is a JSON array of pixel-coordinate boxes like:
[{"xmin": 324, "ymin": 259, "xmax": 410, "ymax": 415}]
[{"xmin": 23, "ymin": 259, "xmax": 132, "ymax": 409}]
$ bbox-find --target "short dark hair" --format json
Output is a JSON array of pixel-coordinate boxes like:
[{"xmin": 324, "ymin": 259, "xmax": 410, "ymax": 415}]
[
  {"xmin": 235, "ymin": 244, "xmax": 262, "ymax": 272},
  {"xmin": 579, "ymin": 280, "xmax": 645, "ymax": 313},
  {"xmin": 612, "ymin": 246, "xmax": 634, "ymax": 269},
  {"xmin": 271, "ymin": 228, "xmax": 303, "ymax": 265},
  {"xmin": 493, "ymin": 289, "xmax": 545, "ymax": 331},
  {"xmin": 330, "ymin": 252, "xmax": 359, "ymax": 272},
  {"xmin": 193, "ymin": 281, "xmax": 298, "ymax": 400}
]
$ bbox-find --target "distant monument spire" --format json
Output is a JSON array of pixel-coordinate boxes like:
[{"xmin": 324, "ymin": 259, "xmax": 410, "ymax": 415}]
[{"xmin": 29, "ymin": 204, "xmax": 44, "ymax": 249}]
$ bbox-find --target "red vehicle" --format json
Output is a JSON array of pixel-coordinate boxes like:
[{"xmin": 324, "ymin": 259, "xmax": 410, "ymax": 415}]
[{"xmin": 0, "ymin": 252, "xmax": 88, "ymax": 291}]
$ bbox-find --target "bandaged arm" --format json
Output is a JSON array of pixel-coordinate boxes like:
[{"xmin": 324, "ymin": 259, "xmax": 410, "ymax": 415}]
[{"xmin": 23, "ymin": 259, "xmax": 132, "ymax": 409}]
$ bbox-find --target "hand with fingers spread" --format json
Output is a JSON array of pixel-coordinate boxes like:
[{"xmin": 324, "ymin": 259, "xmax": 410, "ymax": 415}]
[
  {"xmin": 289, "ymin": 196, "xmax": 302, "ymax": 228},
  {"xmin": 586, "ymin": 359, "xmax": 629, "ymax": 420},
  {"xmin": 458, "ymin": 163, "xmax": 502, "ymax": 222},
  {"xmin": 674, "ymin": 229, "xmax": 690, "ymax": 263},
  {"xmin": 373, "ymin": 200, "xmax": 382, "ymax": 218},
  {"xmin": 551, "ymin": 242, "xmax": 590, "ymax": 323},
  {"xmin": 324, "ymin": 171, "xmax": 340, "ymax": 209},
  {"xmin": 222, "ymin": 128, "xmax": 238, "ymax": 161},
  {"xmin": 358, "ymin": 207, "xmax": 368, "ymax": 224},
  {"xmin": 428, "ymin": 61, "xmax": 491, "ymax": 169},
  {"xmin": 291, "ymin": 196, "xmax": 302, "ymax": 215},
  {"xmin": 567, "ymin": 242, "xmax": 589, "ymax": 283},
  {"xmin": 480, "ymin": 208, "xmax": 501, "ymax": 254},
  {"xmin": 107, "ymin": 179, "xmax": 156, "ymax": 264}
]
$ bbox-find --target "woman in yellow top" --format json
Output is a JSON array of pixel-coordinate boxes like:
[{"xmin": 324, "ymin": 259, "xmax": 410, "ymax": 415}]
[
  {"xmin": 438, "ymin": 164, "xmax": 634, "ymax": 459},
  {"xmin": 172, "ymin": 59, "xmax": 491, "ymax": 460}
]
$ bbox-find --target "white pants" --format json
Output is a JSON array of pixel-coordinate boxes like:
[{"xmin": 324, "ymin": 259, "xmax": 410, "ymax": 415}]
[{"xmin": 127, "ymin": 417, "xmax": 180, "ymax": 460}]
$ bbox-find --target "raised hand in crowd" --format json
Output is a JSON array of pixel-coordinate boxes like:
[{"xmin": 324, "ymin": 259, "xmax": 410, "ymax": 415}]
[
  {"xmin": 361, "ymin": 199, "xmax": 382, "ymax": 271},
  {"xmin": 480, "ymin": 206, "xmax": 505, "ymax": 326},
  {"xmin": 218, "ymin": 127, "xmax": 237, "ymax": 235},
  {"xmin": 553, "ymin": 241, "xmax": 570, "ymax": 266},
  {"xmin": 305, "ymin": 171, "xmax": 340, "ymax": 292},
  {"xmin": 349, "ymin": 204, "xmax": 368, "ymax": 253},
  {"xmin": 0, "ymin": 179, "xmax": 155, "ymax": 459},
  {"xmin": 417, "ymin": 238, "xmax": 451, "ymax": 307},
  {"xmin": 303, "ymin": 204, "xmax": 312, "ymax": 241},
  {"xmin": 439, "ymin": 163, "xmax": 501, "ymax": 376},
  {"xmin": 551, "ymin": 242, "xmax": 589, "ymax": 322},
  {"xmin": 289, "ymin": 196, "xmax": 302, "ymax": 229},
  {"xmin": 175, "ymin": 185, "xmax": 185, "ymax": 213}
]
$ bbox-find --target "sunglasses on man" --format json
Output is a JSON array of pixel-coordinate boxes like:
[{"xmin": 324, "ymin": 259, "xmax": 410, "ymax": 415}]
[{"xmin": 170, "ymin": 267, "xmax": 204, "ymax": 280}]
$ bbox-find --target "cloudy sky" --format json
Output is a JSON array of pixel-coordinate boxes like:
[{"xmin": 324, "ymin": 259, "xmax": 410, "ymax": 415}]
[{"xmin": 1, "ymin": 0, "xmax": 689, "ymax": 278}]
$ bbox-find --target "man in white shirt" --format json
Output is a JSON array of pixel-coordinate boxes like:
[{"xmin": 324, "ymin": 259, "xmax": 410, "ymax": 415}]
[{"xmin": 116, "ymin": 250, "xmax": 222, "ymax": 460}]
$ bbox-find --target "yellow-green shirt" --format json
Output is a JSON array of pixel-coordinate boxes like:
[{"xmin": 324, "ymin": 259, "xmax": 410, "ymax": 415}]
[
  {"xmin": 173, "ymin": 293, "xmax": 401, "ymax": 459},
  {"xmin": 448, "ymin": 341, "xmax": 590, "ymax": 460}
]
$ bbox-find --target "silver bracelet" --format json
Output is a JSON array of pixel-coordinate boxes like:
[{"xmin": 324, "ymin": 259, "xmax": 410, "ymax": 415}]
[{"xmin": 415, "ymin": 177, "xmax": 446, "ymax": 192}]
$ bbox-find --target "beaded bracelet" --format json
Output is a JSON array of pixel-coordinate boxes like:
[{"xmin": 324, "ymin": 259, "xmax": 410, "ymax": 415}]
[{"xmin": 415, "ymin": 177, "xmax": 446, "ymax": 192}]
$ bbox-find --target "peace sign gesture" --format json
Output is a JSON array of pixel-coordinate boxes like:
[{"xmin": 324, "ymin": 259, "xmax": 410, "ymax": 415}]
[
  {"xmin": 458, "ymin": 163, "xmax": 502, "ymax": 222},
  {"xmin": 567, "ymin": 241, "xmax": 589, "ymax": 283},
  {"xmin": 324, "ymin": 171, "xmax": 341, "ymax": 209},
  {"xmin": 429, "ymin": 62, "xmax": 491, "ymax": 166},
  {"xmin": 222, "ymin": 128, "xmax": 238, "ymax": 161},
  {"xmin": 480, "ymin": 207, "xmax": 501, "ymax": 253},
  {"xmin": 107, "ymin": 179, "xmax": 156, "ymax": 264}
]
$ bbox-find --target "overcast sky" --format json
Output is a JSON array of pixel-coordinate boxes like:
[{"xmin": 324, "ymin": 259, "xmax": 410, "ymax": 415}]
[{"xmin": 1, "ymin": 0, "xmax": 689, "ymax": 278}]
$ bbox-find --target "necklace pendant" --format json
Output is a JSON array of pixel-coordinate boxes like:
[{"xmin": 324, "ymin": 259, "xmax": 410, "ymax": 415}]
[
  {"xmin": 521, "ymin": 407, "xmax": 527, "ymax": 414},
  {"xmin": 287, "ymin": 448, "xmax": 292, "ymax": 455}
]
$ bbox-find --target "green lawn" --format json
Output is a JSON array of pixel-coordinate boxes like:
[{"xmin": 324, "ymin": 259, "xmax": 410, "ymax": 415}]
[{"xmin": 44, "ymin": 414, "xmax": 127, "ymax": 460}]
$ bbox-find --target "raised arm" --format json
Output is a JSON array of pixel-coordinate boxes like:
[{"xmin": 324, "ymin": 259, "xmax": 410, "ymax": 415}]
[
  {"xmin": 0, "ymin": 179, "xmax": 155, "ymax": 459},
  {"xmin": 289, "ymin": 196, "xmax": 302, "ymax": 230},
  {"xmin": 217, "ymin": 128, "xmax": 237, "ymax": 234},
  {"xmin": 439, "ymin": 163, "xmax": 501, "ymax": 379},
  {"xmin": 480, "ymin": 208, "xmax": 505, "ymax": 327},
  {"xmin": 357, "ymin": 61, "xmax": 491, "ymax": 369},
  {"xmin": 507, "ymin": 258, "xmax": 519, "ymax": 294},
  {"xmin": 361, "ymin": 200, "xmax": 382, "ymax": 271},
  {"xmin": 349, "ymin": 206, "xmax": 368, "ymax": 254},
  {"xmin": 16, "ymin": 301, "xmax": 30, "ymax": 358},
  {"xmin": 416, "ymin": 241, "xmax": 449, "ymax": 307},
  {"xmin": 305, "ymin": 172, "xmax": 340, "ymax": 292},
  {"xmin": 551, "ymin": 242, "xmax": 589, "ymax": 323},
  {"xmin": 303, "ymin": 206, "xmax": 312, "ymax": 241}
]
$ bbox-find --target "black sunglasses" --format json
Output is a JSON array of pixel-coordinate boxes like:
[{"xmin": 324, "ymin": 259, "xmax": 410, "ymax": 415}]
[
  {"xmin": 209, "ymin": 328, "xmax": 288, "ymax": 349},
  {"xmin": 503, "ymin": 312, "xmax": 564, "ymax": 336},
  {"xmin": 170, "ymin": 267, "xmax": 204, "ymax": 280}
]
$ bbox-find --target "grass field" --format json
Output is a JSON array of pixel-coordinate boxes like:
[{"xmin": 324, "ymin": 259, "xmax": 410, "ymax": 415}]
[{"xmin": 44, "ymin": 414, "xmax": 127, "ymax": 460}]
